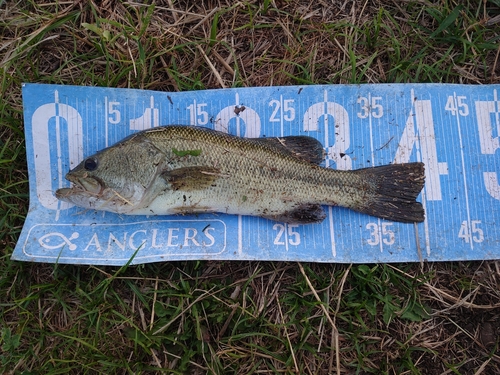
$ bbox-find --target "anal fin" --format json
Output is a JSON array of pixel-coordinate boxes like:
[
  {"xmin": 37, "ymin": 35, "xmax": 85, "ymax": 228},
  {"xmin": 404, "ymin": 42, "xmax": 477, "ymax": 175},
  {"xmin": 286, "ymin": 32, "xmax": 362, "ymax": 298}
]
[{"xmin": 262, "ymin": 204, "xmax": 326, "ymax": 224}]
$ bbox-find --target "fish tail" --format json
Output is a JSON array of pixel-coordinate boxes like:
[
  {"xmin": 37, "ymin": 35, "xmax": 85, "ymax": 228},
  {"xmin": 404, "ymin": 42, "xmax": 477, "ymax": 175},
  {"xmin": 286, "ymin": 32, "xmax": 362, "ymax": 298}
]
[{"xmin": 356, "ymin": 162, "xmax": 425, "ymax": 223}]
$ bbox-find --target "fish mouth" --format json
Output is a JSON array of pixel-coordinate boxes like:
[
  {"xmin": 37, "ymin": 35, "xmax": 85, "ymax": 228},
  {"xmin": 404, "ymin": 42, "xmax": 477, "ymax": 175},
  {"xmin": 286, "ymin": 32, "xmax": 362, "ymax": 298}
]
[{"xmin": 56, "ymin": 173, "xmax": 105, "ymax": 199}]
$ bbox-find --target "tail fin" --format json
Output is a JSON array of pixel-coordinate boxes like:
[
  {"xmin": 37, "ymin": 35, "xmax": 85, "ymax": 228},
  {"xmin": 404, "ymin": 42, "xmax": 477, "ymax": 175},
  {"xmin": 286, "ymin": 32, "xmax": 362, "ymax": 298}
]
[{"xmin": 356, "ymin": 162, "xmax": 425, "ymax": 223}]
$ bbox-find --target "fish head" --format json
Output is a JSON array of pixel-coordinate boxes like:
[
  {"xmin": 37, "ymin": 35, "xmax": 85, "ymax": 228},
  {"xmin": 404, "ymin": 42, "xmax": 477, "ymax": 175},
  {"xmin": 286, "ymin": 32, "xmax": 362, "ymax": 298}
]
[{"xmin": 55, "ymin": 133, "xmax": 165, "ymax": 214}]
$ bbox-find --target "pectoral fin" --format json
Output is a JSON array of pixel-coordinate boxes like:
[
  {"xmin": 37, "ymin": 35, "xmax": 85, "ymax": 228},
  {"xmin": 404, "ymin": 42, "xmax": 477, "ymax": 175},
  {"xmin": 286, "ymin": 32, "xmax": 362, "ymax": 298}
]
[
  {"xmin": 161, "ymin": 166, "xmax": 222, "ymax": 191},
  {"xmin": 257, "ymin": 136, "xmax": 325, "ymax": 165}
]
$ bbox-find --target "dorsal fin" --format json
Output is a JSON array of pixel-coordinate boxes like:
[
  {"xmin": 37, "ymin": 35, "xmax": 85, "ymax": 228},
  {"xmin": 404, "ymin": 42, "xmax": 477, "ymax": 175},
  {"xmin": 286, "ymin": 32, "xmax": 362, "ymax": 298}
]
[{"xmin": 256, "ymin": 136, "xmax": 325, "ymax": 165}]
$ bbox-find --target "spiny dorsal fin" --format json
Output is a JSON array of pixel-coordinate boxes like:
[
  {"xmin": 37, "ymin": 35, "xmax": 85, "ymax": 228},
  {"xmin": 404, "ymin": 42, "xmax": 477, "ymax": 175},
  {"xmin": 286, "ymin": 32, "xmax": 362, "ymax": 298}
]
[
  {"xmin": 161, "ymin": 166, "xmax": 223, "ymax": 191},
  {"xmin": 257, "ymin": 136, "xmax": 325, "ymax": 165}
]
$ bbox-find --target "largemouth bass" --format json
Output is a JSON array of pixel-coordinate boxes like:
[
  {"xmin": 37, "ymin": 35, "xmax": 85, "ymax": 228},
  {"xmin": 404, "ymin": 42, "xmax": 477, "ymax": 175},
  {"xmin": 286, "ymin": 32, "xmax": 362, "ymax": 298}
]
[{"xmin": 55, "ymin": 125, "xmax": 425, "ymax": 223}]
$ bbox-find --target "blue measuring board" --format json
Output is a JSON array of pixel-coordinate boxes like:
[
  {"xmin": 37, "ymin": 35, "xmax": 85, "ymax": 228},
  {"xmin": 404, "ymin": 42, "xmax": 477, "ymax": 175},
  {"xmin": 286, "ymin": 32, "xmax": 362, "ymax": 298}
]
[{"xmin": 12, "ymin": 83, "xmax": 500, "ymax": 265}]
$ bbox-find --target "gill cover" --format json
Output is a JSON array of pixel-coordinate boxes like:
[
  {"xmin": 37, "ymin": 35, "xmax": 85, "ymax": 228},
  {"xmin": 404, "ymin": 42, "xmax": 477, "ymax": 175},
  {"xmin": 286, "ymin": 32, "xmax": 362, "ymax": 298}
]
[{"xmin": 56, "ymin": 133, "xmax": 167, "ymax": 213}]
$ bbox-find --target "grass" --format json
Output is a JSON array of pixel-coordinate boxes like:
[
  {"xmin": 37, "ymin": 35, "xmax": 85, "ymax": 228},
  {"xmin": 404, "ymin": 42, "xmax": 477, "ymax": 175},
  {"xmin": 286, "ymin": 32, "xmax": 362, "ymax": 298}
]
[{"xmin": 1, "ymin": 0, "xmax": 500, "ymax": 374}]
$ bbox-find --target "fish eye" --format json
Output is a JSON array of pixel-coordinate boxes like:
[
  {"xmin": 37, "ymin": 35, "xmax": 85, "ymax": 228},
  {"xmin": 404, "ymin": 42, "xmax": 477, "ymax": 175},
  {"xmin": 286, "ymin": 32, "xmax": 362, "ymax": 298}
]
[{"xmin": 84, "ymin": 157, "xmax": 98, "ymax": 171}]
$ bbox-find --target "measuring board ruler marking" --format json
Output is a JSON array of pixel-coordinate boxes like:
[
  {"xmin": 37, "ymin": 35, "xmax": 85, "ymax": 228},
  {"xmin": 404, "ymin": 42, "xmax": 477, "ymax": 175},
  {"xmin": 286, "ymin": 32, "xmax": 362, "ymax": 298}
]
[{"xmin": 12, "ymin": 83, "xmax": 500, "ymax": 265}]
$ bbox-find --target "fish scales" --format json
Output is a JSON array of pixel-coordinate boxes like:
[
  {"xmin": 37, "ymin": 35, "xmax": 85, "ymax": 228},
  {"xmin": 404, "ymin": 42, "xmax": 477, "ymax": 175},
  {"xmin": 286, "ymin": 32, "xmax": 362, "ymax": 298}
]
[
  {"xmin": 56, "ymin": 125, "xmax": 425, "ymax": 224},
  {"xmin": 143, "ymin": 126, "xmax": 371, "ymax": 218}
]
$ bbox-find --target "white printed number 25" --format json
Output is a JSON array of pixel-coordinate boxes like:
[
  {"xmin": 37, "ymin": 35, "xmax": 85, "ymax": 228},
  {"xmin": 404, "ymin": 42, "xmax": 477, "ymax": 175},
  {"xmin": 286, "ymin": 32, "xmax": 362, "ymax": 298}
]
[
  {"xmin": 273, "ymin": 224, "xmax": 300, "ymax": 246},
  {"xmin": 269, "ymin": 99, "xmax": 295, "ymax": 122}
]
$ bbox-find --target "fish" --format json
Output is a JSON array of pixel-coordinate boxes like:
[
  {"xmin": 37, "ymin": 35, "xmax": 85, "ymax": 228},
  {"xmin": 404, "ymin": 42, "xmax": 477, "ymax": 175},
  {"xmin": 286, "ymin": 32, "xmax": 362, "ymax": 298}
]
[{"xmin": 55, "ymin": 125, "xmax": 425, "ymax": 224}]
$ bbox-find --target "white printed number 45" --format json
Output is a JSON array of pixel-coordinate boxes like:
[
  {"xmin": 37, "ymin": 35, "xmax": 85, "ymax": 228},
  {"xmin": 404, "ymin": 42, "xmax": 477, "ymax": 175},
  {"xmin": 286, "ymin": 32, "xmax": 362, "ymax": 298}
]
[{"xmin": 458, "ymin": 220, "xmax": 484, "ymax": 243}]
